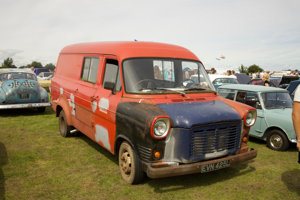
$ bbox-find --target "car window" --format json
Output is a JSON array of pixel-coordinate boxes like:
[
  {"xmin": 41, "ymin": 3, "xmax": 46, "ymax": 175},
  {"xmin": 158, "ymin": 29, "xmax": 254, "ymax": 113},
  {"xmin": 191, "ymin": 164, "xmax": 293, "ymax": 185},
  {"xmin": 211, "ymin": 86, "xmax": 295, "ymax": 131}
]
[
  {"xmin": 122, "ymin": 58, "xmax": 214, "ymax": 94},
  {"xmin": 213, "ymin": 78, "xmax": 238, "ymax": 85},
  {"xmin": 102, "ymin": 59, "xmax": 121, "ymax": 92},
  {"xmin": 0, "ymin": 72, "xmax": 37, "ymax": 81},
  {"xmin": 81, "ymin": 57, "xmax": 100, "ymax": 83},
  {"xmin": 261, "ymin": 92, "xmax": 293, "ymax": 109},
  {"xmin": 236, "ymin": 91, "xmax": 261, "ymax": 109},
  {"xmin": 218, "ymin": 88, "xmax": 236, "ymax": 100}
]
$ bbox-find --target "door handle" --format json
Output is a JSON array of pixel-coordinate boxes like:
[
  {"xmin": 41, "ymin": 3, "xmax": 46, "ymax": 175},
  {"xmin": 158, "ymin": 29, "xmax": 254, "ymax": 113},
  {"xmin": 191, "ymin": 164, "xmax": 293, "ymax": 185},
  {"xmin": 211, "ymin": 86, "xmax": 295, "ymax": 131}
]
[{"xmin": 91, "ymin": 96, "xmax": 99, "ymax": 101}]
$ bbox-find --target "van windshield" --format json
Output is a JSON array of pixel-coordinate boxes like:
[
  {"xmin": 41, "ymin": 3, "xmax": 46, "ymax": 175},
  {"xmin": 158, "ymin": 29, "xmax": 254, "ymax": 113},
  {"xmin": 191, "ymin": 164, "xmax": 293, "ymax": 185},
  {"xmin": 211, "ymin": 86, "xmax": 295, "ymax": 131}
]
[{"xmin": 122, "ymin": 58, "xmax": 214, "ymax": 94}]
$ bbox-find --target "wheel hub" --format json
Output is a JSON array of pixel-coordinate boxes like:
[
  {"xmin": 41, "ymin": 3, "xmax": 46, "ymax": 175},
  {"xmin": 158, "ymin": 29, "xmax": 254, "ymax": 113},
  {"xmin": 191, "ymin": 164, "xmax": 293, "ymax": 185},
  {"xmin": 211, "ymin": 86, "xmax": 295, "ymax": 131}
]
[
  {"xmin": 270, "ymin": 134, "xmax": 282, "ymax": 149},
  {"xmin": 120, "ymin": 151, "xmax": 131, "ymax": 175}
]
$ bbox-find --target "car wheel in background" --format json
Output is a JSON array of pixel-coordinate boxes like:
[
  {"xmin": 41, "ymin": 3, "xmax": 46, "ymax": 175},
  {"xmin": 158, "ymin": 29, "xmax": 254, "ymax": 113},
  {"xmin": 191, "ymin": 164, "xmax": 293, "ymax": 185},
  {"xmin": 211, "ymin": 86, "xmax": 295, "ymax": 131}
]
[{"xmin": 266, "ymin": 129, "xmax": 289, "ymax": 151}]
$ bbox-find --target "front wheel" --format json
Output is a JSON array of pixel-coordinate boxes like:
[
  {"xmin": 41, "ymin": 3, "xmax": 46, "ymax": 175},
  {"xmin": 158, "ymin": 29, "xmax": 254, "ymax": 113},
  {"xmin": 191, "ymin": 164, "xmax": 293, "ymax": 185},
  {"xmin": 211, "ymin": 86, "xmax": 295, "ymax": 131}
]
[
  {"xmin": 266, "ymin": 129, "xmax": 289, "ymax": 151},
  {"xmin": 59, "ymin": 110, "xmax": 72, "ymax": 137},
  {"xmin": 118, "ymin": 142, "xmax": 144, "ymax": 184}
]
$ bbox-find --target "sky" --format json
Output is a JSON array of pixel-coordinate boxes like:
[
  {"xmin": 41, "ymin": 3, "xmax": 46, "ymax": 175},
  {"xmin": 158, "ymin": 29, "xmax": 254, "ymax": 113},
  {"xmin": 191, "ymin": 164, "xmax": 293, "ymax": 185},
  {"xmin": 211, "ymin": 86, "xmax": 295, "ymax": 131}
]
[{"xmin": 1, "ymin": 0, "xmax": 300, "ymax": 73}]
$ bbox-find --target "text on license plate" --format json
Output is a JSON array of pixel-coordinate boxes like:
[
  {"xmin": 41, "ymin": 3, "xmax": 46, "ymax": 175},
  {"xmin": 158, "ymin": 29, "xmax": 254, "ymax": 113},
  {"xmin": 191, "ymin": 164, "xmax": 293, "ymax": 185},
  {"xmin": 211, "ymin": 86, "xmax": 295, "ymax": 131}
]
[
  {"xmin": 19, "ymin": 94, "xmax": 29, "ymax": 99},
  {"xmin": 201, "ymin": 160, "xmax": 231, "ymax": 173}
]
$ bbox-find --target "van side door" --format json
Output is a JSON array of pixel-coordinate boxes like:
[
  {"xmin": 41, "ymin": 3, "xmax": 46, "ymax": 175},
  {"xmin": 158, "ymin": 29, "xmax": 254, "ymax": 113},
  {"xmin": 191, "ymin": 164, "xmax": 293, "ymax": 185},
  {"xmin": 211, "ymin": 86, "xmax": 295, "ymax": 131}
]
[
  {"xmin": 73, "ymin": 56, "xmax": 101, "ymax": 137},
  {"xmin": 93, "ymin": 58, "xmax": 122, "ymax": 153}
]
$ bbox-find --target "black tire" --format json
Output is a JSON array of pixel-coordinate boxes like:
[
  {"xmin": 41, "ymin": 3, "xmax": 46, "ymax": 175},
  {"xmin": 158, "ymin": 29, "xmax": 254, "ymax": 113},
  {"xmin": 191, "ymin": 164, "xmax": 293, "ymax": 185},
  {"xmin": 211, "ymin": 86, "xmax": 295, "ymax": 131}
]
[
  {"xmin": 118, "ymin": 142, "xmax": 144, "ymax": 184},
  {"xmin": 59, "ymin": 110, "xmax": 72, "ymax": 137},
  {"xmin": 266, "ymin": 129, "xmax": 289, "ymax": 151},
  {"xmin": 37, "ymin": 107, "xmax": 46, "ymax": 113}
]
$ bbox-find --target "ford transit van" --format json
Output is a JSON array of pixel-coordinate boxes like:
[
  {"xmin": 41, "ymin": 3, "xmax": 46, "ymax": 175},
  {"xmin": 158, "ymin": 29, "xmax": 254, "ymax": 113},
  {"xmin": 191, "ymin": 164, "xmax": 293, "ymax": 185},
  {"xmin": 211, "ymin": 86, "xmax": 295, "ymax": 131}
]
[{"xmin": 51, "ymin": 41, "xmax": 257, "ymax": 184}]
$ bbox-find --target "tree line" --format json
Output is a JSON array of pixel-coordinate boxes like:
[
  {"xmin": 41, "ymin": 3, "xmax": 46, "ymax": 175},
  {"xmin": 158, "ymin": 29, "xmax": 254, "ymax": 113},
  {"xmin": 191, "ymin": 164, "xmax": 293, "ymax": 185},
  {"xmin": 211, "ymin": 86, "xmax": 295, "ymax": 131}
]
[{"xmin": 0, "ymin": 57, "xmax": 55, "ymax": 71}]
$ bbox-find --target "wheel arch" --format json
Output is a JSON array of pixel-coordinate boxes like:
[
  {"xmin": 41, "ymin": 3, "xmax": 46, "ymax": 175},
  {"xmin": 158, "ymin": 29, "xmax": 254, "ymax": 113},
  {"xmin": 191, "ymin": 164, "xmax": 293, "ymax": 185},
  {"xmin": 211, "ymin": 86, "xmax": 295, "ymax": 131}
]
[
  {"xmin": 263, "ymin": 126, "xmax": 288, "ymax": 141},
  {"xmin": 114, "ymin": 135, "xmax": 135, "ymax": 156},
  {"xmin": 54, "ymin": 96, "xmax": 72, "ymax": 126}
]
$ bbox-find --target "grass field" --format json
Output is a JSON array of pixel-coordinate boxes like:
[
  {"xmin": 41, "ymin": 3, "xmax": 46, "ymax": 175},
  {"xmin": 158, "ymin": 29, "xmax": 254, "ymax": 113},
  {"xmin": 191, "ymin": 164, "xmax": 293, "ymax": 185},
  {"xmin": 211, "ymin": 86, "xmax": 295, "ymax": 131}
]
[{"xmin": 0, "ymin": 107, "xmax": 299, "ymax": 200}]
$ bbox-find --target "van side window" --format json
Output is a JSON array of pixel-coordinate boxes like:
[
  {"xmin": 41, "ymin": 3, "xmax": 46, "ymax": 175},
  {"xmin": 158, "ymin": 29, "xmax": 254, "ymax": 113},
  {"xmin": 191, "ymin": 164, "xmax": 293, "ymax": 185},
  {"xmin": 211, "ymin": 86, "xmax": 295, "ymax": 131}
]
[
  {"xmin": 81, "ymin": 57, "xmax": 100, "ymax": 83},
  {"xmin": 103, "ymin": 59, "xmax": 121, "ymax": 92}
]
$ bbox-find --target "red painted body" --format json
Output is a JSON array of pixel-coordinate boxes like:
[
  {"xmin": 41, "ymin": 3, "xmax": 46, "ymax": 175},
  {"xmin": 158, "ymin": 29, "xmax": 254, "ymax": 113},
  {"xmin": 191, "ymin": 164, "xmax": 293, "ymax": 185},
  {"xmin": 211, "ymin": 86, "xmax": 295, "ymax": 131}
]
[{"xmin": 51, "ymin": 41, "xmax": 257, "ymax": 182}]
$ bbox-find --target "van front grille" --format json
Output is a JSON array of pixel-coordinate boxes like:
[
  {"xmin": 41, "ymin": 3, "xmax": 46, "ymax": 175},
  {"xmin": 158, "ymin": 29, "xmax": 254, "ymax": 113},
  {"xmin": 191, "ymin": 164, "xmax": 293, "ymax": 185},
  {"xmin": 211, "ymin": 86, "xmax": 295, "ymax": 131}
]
[{"xmin": 190, "ymin": 121, "xmax": 241, "ymax": 160}]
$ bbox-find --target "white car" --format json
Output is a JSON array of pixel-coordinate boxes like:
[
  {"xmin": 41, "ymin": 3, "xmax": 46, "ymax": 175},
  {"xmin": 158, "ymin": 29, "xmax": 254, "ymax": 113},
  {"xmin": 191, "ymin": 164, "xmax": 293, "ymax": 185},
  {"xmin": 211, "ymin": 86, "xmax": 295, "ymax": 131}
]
[
  {"xmin": 37, "ymin": 72, "xmax": 54, "ymax": 80},
  {"xmin": 208, "ymin": 74, "xmax": 238, "ymax": 89}
]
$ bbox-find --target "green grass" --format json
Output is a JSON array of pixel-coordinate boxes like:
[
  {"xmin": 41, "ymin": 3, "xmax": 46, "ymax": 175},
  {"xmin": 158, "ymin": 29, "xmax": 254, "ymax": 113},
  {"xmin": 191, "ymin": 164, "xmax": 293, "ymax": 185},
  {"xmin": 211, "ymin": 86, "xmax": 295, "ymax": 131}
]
[{"xmin": 0, "ymin": 107, "xmax": 299, "ymax": 200}]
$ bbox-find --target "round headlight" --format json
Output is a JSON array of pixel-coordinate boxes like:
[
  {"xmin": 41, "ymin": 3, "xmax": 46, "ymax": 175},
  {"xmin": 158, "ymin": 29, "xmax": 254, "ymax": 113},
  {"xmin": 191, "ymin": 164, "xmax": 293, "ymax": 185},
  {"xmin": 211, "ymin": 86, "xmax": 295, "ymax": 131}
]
[
  {"xmin": 244, "ymin": 109, "xmax": 257, "ymax": 127},
  {"xmin": 151, "ymin": 117, "xmax": 170, "ymax": 139}
]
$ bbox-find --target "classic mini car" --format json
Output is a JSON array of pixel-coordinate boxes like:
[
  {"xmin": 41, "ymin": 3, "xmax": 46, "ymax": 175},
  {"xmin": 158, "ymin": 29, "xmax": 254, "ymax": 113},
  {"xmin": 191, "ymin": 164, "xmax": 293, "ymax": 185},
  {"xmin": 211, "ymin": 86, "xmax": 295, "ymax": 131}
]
[
  {"xmin": 51, "ymin": 41, "xmax": 257, "ymax": 184},
  {"xmin": 218, "ymin": 84, "xmax": 297, "ymax": 151},
  {"xmin": 0, "ymin": 68, "xmax": 50, "ymax": 112}
]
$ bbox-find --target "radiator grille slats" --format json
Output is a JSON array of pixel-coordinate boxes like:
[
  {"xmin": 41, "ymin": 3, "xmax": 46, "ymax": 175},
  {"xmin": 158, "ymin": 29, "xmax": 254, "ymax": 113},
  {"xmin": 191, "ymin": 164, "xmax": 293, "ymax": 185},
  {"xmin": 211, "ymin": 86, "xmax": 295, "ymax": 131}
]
[{"xmin": 190, "ymin": 122, "xmax": 241, "ymax": 159}]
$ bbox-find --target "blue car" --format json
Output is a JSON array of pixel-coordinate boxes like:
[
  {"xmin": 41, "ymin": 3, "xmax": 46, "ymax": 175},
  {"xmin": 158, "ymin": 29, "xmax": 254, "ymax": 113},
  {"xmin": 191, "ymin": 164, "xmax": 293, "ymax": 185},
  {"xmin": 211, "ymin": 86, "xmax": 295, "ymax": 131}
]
[
  {"xmin": 0, "ymin": 69, "xmax": 51, "ymax": 112},
  {"xmin": 286, "ymin": 80, "xmax": 300, "ymax": 100}
]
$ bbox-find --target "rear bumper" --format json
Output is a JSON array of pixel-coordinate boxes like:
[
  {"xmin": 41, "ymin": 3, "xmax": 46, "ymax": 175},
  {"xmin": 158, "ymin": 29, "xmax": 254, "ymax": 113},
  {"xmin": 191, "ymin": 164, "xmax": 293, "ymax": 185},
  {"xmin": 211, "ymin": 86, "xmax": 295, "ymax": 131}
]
[
  {"xmin": 146, "ymin": 148, "xmax": 257, "ymax": 179},
  {"xmin": 0, "ymin": 102, "xmax": 51, "ymax": 109}
]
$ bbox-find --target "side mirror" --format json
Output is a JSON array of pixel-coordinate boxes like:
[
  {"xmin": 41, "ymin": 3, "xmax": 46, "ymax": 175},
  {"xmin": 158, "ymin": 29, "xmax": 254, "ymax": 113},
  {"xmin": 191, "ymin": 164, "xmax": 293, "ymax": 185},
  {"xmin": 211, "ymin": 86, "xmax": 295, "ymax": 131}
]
[{"xmin": 103, "ymin": 81, "xmax": 116, "ymax": 94}]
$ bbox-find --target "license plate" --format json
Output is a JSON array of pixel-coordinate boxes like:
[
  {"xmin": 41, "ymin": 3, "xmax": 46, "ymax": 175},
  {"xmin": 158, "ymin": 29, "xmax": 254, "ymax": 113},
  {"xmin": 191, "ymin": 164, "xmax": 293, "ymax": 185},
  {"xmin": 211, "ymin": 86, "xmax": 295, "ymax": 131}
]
[
  {"xmin": 201, "ymin": 160, "xmax": 231, "ymax": 173},
  {"xmin": 19, "ymin": 94, "xmax": 29, "ymax": 99}
]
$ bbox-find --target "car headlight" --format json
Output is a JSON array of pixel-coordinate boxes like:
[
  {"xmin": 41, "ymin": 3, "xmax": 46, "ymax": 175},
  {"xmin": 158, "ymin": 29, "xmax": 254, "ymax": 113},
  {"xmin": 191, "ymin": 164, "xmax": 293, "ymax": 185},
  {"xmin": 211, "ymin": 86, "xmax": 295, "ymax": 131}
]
[
  {"xmin": 151, "ymin": 116, "xmax": 171, "ymax": 139},
  {"xmin": 244, "ymin": 108, "xmax": 257, "ymax": 127}
]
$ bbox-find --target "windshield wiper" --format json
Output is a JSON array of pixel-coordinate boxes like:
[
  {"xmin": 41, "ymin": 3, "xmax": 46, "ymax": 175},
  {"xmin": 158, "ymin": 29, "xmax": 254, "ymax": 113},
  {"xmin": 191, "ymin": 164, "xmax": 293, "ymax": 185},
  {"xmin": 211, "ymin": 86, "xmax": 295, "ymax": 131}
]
[
  {"xmin": 184, "ymin": 87, "xmax": 209, "ymax": 91},
  {"xmin": 154, "ymin": 88, "xmax": 186, "ymax": 97}
]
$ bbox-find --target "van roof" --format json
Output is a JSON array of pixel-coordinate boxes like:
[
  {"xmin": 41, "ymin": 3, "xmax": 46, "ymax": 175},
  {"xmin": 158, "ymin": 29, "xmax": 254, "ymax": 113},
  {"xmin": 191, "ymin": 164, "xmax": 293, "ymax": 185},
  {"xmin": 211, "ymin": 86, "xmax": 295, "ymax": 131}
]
[{"xmin": 60, "ymin": 41, "xmax": 199, "ymax": 61}]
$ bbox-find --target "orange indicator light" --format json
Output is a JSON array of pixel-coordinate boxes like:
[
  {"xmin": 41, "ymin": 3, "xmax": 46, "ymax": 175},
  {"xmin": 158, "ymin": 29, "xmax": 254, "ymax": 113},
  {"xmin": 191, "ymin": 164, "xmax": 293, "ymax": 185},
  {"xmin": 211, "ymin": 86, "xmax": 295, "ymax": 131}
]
[{"xmin": 154, "ymin": 151, "xmax": 160, "ymax": 158}]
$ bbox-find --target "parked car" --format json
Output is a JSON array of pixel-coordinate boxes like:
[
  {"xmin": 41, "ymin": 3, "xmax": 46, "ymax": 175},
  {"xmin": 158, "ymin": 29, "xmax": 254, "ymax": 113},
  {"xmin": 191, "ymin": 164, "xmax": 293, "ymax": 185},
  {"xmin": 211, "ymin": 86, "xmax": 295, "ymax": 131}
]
[
  {"xmin": 248, "ymin": 78, "xmax": 277, "ymax": 87},
  {"xmin": 51, "ymin": 41, "xmax": 257, "ymax": 184},
  {"xmin": 37, "ymin": 72, "xmax": 54, "ymax": 80},
  {"xmin": 286, "ymin": 80, "xmax": 300, "ymax": 100},
  {"xmin": 208, "ymin": 74, "xmax": 238, "ymax": 90},
  {"xmin": 34, "ymin": 68, "xmax": 50, "ymax": 76},
  {"xmin": 0, "ymin": 68, "xmax": 51, "ymax": 112},
  {"xmin": 218, "ymin": 84, "xmax": 297, "ymax": 151}
]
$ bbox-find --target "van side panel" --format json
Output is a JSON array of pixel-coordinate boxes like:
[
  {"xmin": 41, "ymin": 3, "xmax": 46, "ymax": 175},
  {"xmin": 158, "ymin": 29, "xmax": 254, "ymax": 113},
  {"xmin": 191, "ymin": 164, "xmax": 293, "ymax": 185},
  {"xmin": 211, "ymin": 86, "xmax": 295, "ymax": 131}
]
[{"xmin": 56, "ymin": 54, "xmax": 83, "ymax": 80}]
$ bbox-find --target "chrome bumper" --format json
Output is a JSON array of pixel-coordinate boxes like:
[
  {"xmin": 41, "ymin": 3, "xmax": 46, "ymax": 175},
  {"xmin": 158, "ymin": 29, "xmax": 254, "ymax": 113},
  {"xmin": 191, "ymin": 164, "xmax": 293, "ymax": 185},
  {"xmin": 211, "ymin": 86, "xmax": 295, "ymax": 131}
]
[
  {"xmin": 146, "ymin": 148, "xmax": 257, "ymax": 179},
  {"xmin": 0, "ymin": 102, "xmax": 51, "ymax": 109}
]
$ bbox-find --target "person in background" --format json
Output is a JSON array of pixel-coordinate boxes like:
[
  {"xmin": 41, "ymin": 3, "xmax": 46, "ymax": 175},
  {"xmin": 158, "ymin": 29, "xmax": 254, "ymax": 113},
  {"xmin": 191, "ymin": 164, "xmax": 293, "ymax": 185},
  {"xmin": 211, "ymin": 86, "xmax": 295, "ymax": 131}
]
[
  {"xmin": 292, "ymin": 85, "xmax": 300, "ymax": 152},
  {"xmin": 30, "ymin": 66, "xmax": 35, "ymax": 72},
  {"xmin": 262, "ymin": 73, "xmax": 271, "ymax": 86},
  {"xmin": 210, "ymin": 68, "xmax": 216, "ymax": 74},
  {"xmin": 227, "ymin": 70, "xmax": 232, "ymax": 76}
]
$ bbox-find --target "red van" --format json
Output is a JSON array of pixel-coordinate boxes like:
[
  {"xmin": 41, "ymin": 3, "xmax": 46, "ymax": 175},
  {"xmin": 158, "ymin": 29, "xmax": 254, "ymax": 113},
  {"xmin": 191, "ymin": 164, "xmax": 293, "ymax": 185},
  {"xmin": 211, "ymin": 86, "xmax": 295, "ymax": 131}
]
[{"xmin": 51, "ymin": 41, "xmax": 257, "ymax": 184}]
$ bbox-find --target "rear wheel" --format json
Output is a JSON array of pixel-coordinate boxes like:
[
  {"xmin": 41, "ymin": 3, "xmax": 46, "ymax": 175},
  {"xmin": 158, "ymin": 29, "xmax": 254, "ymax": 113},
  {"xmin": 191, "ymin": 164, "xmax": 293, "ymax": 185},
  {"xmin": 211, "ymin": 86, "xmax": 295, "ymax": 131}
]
[
  {"xmin": 266, "ymin": 129, "xmax": 289, "ymax": 151},
  {"xmin": 118, "ymin": 142, "xmax": 144, "ymax": 184},
  {"xmin": 59, "ymin": 110, "xmax": 72, "ymax": 137}
]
